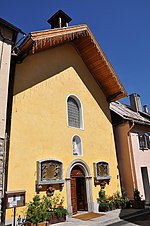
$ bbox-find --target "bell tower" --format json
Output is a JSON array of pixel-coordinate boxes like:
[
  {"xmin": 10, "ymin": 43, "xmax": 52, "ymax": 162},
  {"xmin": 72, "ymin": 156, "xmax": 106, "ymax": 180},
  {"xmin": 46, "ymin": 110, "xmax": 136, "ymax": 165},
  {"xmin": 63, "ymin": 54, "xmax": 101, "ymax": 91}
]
[{"xmin": 47, "ymin": 10, "xmax": 72, "ymax": 29}]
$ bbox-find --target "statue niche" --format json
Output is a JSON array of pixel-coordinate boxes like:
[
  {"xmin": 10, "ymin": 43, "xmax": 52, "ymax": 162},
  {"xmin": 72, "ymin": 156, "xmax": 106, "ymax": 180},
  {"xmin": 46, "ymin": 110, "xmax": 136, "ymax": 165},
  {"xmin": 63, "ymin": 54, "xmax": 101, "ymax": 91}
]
[{"xmin": 94, "ymin": 161, "xmax": 111, "ymax": 188}]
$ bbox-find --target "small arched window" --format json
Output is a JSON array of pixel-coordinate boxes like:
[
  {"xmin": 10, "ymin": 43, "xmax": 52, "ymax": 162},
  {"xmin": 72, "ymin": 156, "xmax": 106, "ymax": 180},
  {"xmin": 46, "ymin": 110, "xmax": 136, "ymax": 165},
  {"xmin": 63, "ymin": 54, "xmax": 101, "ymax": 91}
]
[
  {"xmin": 67, "ymin": 95, "xmax": 83, "ymax": 129},
  {"xmin": 72, "ymin": 135, "xmax": 82, "ymax": 156}
]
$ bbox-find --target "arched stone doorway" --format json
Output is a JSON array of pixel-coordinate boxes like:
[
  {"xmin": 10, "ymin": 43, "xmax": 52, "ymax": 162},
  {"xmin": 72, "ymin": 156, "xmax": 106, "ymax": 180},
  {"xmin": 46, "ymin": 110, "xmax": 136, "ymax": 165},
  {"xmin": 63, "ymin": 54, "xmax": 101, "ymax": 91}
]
[{"xmin": 66, "ymin": 159, "xmax": 93, "ymax": 215}]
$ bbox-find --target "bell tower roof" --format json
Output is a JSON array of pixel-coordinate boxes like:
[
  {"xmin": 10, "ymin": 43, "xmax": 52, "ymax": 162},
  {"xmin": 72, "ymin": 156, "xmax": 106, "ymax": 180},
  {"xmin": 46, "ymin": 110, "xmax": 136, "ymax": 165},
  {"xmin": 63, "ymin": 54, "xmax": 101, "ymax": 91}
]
[{"xmin": 47, "ymin": 10, "xmax": 72, "ymax": 29}]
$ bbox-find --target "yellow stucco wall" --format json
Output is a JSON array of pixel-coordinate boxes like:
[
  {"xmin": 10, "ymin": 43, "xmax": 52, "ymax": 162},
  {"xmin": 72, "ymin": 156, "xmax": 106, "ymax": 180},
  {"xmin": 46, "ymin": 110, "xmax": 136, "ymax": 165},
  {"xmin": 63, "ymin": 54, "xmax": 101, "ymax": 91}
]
[{"xmin": 6, "ymin": 43, "xmax": 120, "ymax": 219}]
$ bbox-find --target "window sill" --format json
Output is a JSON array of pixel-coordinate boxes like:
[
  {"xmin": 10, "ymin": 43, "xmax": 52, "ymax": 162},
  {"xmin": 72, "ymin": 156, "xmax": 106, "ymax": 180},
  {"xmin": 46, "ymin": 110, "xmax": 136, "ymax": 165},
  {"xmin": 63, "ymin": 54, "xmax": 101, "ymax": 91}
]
[
  {"xmin": 67, "ymin": 125, "xmax": 84, "ymax": 130},
  {"xmin": 139, "ymin": 148, "xmax": 149, "ymax": 150}
]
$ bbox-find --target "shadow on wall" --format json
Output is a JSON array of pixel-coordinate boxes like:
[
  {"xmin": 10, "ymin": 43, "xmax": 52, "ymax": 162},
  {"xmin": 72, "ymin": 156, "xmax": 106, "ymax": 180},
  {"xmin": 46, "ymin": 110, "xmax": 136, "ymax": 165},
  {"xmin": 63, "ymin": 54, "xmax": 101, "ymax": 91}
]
[{"xmin": 14, "ymin": 44, "xmax": 111, "ymax": 121}]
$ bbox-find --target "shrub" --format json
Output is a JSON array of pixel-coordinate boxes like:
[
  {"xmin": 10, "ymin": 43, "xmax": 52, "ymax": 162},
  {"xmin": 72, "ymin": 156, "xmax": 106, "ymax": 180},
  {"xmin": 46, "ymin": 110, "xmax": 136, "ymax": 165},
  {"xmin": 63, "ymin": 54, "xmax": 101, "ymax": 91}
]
[
  {"xmin": 97, "ymin": 189, "xmax": 109, "ymax": 211},
  {"xmin": 97, "ymin": 188, "xmax": 130, "ymax": 211},
  {"xmin": 25, "ymin": 194, "xmax": 68, "ymax": 224},
  {"xmin": 134, "ymin": 188, "xmax": 141, "ymax": 201}
]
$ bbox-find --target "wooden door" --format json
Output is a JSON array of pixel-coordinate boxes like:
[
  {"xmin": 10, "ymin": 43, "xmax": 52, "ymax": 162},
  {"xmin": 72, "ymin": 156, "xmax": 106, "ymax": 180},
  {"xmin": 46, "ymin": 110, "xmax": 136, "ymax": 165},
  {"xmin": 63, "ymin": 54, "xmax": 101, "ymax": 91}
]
[
  {"xmin": 76, "ymin": 177, "xmax": 87, "ymax": 210},
  {"xmin": 70, "ymin": 166, "xmax": 88, "ymax": 214},
  {"xmin": 70, "ymin": 178, "xmax": 77, "ymax": 214}
]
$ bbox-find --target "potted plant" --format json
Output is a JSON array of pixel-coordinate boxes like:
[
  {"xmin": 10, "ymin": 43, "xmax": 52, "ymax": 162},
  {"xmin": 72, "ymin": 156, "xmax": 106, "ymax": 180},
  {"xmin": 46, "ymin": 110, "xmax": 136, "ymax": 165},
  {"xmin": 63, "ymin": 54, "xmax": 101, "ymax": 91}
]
[
  {"xmin": 24, "ymin": 194, "xmax": 68, "ymax": 225},
  {"xmin": 107, "ymin": 195, "xmax": 115, "ymax": 210},
  {"xmin": 113, "ymin": 190, "xmax": 130, "ymax": 209},
  {"xmin": 25, "ymin": 195, "xmax": 45, "ymax": 225},
  {"xmin": 120, "ymin": 188, "xmax": 131, "ymax": 209},
  {"xmin": 132, "ymin": 188, "xmax": 145, "ymax": 209},
  {"xmin": 97, "ymin": 189, "xmax": 109, "ymax": 212},
  {"xmin": 49, "ymin": 195, "xmax": 68, "ymax": 224},
  {"xmin": 113, "ymin": 191, "xmax": 123, "ymax": 209},
  {"xmin": 97, "ymin": 188, "xmax": 131, "ymax": 212}
]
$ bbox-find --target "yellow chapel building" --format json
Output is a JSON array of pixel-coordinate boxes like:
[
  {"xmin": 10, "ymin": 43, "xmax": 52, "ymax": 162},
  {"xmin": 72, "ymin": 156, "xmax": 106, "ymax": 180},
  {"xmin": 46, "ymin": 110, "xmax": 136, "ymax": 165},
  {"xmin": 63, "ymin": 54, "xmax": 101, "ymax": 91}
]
[{"xmin": 6, "ymin": 10, "xmax": 127, "ymax": 220}]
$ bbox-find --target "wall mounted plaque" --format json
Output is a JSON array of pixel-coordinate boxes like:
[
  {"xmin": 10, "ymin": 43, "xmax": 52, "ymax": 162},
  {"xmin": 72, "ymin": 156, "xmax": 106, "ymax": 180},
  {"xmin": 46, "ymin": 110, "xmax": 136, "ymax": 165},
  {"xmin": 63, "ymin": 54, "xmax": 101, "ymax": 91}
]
[
  {"xmin": 37, "ymin": 159, "xmax": 64, "ymax": 185},
  {"xmin": 94, "ymin": 161, "xmax": 111, "ymax": 188}
]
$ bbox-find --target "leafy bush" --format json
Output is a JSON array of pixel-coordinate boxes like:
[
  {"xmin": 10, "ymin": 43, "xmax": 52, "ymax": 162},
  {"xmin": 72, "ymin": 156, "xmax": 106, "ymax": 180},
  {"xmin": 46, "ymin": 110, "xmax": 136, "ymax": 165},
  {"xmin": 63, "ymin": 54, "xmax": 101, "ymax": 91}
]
[
  {"xmin": 97, "ymin": 188, "xmax": 130, "ymax": 211},
  {"xmin": 97, "ymin": 189, "xmax": 109, "ymax": 211},
  {"xmin": 134, "ymin": 188, "xmax": 141, "ymax": 201},
  {"xmin": 25, "ymin": 194, "xmax": 68, "ymax": 224}
]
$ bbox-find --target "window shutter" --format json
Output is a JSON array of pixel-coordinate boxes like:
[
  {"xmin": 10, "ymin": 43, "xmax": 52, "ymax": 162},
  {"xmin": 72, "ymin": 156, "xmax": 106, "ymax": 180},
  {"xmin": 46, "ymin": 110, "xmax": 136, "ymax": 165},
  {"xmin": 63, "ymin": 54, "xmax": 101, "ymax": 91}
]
[
  {"xmin": 145, "ymin": 134, "xmax": 150, "ymax": 149},
  {"xmin": 139, "ymin": 133, "xmax": 150, "ymax": 149},
  {"xmin": 148, "ymin": 138, "xmax": 150, "ymax": 149},
  {"xmin": 139, "ymin": 135, "xmax": 145, "ymax": 149}
]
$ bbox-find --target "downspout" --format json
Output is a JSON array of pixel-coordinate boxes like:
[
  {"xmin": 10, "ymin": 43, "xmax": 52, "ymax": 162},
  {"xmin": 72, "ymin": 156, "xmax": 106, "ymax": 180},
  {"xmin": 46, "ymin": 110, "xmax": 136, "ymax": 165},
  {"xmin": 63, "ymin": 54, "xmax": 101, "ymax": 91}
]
[{"xmin": 127, "ymin": 120, "xmax": 138, "ymax": 191}]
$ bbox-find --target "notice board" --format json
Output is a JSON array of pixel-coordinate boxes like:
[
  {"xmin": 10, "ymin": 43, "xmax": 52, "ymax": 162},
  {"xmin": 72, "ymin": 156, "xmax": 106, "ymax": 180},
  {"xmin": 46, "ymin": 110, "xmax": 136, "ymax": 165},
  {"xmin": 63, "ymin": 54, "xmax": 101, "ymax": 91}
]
[{"xmin": 5, "ymin": 190, "xmax": 26, "ymax": 209}]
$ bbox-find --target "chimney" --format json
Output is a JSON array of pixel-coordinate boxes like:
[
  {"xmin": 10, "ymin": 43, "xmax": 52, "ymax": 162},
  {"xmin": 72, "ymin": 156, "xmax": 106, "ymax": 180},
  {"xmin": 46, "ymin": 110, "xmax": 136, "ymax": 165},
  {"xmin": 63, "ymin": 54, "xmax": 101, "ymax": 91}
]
[
  {"xmin": 143, "ymin": 105, "xmax": 149, "ymax": 113},
  {"xmin": 47, "ymin": 10, "xmax": 72, "ymax": 29},
  {"xmin": 129, "ymin": 93, "xmax": 142, "ymax": 112}
]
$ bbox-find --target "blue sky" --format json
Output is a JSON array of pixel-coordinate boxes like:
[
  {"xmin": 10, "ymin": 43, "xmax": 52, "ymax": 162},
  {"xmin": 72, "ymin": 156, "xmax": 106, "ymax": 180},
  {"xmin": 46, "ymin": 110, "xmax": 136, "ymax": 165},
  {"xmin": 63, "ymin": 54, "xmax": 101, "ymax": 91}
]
[{"xmin": 1, "ymin": 1, "xmax": 150, "ymax": 110}]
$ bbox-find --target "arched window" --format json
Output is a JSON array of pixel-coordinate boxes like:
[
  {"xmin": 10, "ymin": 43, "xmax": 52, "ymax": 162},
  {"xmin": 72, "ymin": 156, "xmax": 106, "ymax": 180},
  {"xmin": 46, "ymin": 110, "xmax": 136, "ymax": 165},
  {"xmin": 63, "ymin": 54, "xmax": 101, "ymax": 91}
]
[
  {"xmin": 72, "ymin": 135, "xmax": 82, "ymax": 156},
  {"xmin": 67, "ymin": 95, "xmax": 83, "ymax": 129}
]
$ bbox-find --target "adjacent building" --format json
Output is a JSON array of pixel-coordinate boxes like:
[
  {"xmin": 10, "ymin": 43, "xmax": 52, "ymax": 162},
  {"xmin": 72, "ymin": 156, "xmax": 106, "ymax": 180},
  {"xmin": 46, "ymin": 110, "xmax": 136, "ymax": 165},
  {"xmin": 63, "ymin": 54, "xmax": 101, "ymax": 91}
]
[
  {"xmin": 110, "ymin": 93, "xmax": 150, "ymax": 204},
  {"xmin": 0, "ymin": 18, "xmax": 24, "ymax": 225},
  {"xmin": 5, "ymin": 10, "xmax": 127, "ymax": 222}
]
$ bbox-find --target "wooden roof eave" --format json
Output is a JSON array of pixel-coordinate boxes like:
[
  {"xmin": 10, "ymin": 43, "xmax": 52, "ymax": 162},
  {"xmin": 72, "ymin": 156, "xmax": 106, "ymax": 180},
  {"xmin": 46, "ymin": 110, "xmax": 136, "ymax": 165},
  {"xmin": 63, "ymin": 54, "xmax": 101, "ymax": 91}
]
[
  {"xmin": 17, "ymin": 34, "xmax": 35, "ymax": 62},
  {"xmin": 18, "ymin": 25, "xmax": 89, "ymax": 59},
  {"xmin": 17, "ymin": 25, "xmax": 127, "ymax": 101},
  {"xmin": 73, "ymin": 32, "xmax": 127, "ymax": 101}
]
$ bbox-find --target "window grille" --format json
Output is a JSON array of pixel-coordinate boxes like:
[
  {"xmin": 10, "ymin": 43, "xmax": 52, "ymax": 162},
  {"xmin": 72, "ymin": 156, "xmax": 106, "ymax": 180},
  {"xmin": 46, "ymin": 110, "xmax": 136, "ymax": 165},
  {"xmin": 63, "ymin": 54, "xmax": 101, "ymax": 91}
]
[{"xmin": 67, "ymin": 97, "xmax": 80, "ymax": 128}]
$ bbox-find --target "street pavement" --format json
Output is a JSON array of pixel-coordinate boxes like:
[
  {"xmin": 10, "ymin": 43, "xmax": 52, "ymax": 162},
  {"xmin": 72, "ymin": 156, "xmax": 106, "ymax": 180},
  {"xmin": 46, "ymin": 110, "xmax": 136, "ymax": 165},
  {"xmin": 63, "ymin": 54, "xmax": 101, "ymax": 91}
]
[
  {"xmin": 114, "ymin": 211, "xmax": 150, "ymax": 226},
  {"xmin": 54, "ymin": 206, "xmax": 150, "ymax": 226}
]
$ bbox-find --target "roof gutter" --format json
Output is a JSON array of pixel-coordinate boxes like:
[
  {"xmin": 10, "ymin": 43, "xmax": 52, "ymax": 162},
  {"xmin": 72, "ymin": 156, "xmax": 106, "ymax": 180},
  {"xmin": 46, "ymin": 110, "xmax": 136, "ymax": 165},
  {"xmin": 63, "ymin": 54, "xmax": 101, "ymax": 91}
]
[{"xmin": 12, "ymin": 33, "xmax": 26, "ymax": 53}]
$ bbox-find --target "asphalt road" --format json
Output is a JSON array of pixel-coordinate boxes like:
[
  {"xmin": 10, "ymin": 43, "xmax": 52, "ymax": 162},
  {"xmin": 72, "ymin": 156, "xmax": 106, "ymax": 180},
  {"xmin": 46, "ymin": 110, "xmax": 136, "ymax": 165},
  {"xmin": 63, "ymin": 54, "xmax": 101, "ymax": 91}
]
[{"xmin": 108, "ymin": 211, "xmax": 150, "ymax": 226}]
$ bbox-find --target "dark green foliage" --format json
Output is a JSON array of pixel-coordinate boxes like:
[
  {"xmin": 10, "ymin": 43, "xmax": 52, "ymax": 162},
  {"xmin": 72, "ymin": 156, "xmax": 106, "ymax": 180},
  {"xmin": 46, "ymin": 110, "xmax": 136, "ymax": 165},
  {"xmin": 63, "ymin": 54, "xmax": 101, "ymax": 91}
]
[
  {"xmin": 25, "ymin": 194, "xmax": 68, "ymax": 224},
  {"xmin": 97, "ymin": 189, "xmax": 109, "ymax": 211},
  {"xmin": 97, "ymin": 188, "xmax": 130, "ymax": 211},
  {"xmin": 134, "ymin": 188, "xmax": 141, "ymax": 201}
]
